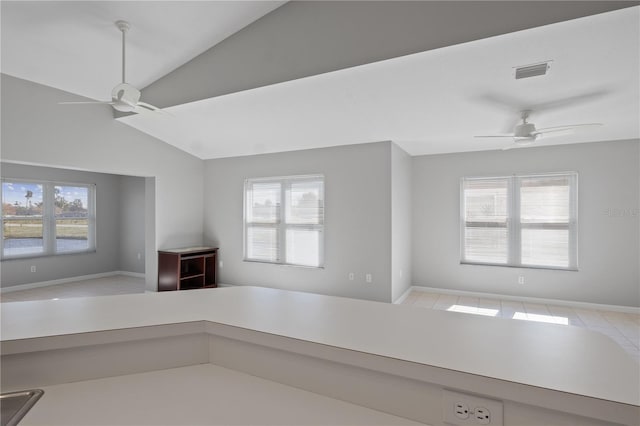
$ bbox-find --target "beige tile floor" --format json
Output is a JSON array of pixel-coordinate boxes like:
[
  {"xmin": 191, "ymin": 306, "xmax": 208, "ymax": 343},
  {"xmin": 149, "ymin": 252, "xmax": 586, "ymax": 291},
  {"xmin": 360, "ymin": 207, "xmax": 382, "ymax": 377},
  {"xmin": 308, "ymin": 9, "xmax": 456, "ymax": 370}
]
[
  {"xmin": 0, "ymin": 274, "xmax": 146, "ymax": 303},
  {"xmin": 401, "ymin": 289, "xmax": 640, "ymax": 363}
]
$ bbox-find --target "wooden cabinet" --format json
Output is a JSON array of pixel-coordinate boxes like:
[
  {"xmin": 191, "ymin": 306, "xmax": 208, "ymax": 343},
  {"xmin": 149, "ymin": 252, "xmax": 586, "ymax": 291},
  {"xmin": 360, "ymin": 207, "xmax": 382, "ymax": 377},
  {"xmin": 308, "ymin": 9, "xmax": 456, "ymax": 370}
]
[{"xmin": 158, "ymin": 247, "xmax": 218, "ymax": 291}]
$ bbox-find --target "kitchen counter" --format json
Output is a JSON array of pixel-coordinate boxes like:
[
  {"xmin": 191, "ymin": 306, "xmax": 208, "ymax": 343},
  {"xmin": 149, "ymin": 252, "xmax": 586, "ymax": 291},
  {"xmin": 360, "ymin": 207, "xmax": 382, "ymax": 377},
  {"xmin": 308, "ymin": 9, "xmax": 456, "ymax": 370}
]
[{"xmin": 2, "ymin": 286, "xmax": 639, "ymax": 425}]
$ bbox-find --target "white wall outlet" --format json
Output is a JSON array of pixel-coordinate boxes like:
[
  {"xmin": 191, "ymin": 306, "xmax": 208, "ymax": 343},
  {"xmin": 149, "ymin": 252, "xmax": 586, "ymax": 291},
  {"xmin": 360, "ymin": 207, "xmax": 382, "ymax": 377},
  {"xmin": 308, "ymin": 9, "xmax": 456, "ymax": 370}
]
[
  {"xmin": 443, "ymin": 390, "xmax": 503, "ymax": 426},
  {"xmin": 348, "ymin": 272, "xmax": 355, "ymax": 281},
  {"xmin": 475, "ymin": 407, "xmax": 491, "ymax": 425},
  {"xmin": 518, "ymin": 275, "xmax": 525, "ymax": 285},
  {"xmin": 365, "ymin": 273, "xmax": 372, "ymax": 283},
  {"xmin": 137, "ymin": 253, "xmax": 142, "ymax": 260},
  {"xmin": 454, "ymin": 402, "xmax": 469, "ymax": 419},
  {"xmin": 30, "ymin": 265, "xmax": 36, "ymax": 273},
  {"xmin": 219, "ymin": 260, "xmax": 224, "ymax": 268}
]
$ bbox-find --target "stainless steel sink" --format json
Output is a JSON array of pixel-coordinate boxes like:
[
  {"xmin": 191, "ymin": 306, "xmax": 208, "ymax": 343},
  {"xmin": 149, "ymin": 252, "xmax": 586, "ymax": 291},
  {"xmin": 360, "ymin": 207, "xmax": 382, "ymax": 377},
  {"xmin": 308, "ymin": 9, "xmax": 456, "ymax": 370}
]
[{"xmin": 1, "ymin": 390, "xmax": 44, "ymax": 426}]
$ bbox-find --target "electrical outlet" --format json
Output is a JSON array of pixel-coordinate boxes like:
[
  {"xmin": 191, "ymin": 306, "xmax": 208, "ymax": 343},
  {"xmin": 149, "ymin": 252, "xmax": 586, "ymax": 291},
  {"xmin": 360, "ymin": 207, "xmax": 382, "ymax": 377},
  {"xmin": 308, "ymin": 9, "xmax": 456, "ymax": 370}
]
[
  {"xmin": 475, "ymin": 407, "xmax": 491, "ymax": 425},
  {"xmin": 454, "ymin": 402, "xmax": 469, "ymax": 419},
  {"xmin": 219, "ymin": 260, "xmax": 224, "ymax": 268},
  {"xmin": 443, "ymin": 390, "xmax": 503, "ymax": 426},
  {"xmin": 518, "ymin": 275, "xmax": 525, "ymax": 285},
  {"xmin": 30, "ymin": 265, "xmax": 36, "ymax": 273},
  {"xmin": 137, "ymin": 253, "xmax": 142, "ymax": 260},
  {"xmin": 365, "ymin": 273, "xmax": 372, "ymax": 283},
  {"xmin": 348, "ymin": 272, "xmax": 354, "ymax": 281}
]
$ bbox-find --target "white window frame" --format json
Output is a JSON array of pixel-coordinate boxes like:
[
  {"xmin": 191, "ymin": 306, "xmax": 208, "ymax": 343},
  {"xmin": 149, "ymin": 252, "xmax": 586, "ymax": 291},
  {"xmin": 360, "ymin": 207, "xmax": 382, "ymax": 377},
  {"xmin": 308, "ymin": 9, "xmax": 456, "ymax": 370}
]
[
  {"xmin": 460, "ymin": 172, "xmax": 578, "ymax": 271},
  {"xmin": 1, "ymin": 178, "xmax": 96, "ymax": 259},
  {"xmin": 243, "ymin": 174, "xmax": 324, "ymax": 268}
]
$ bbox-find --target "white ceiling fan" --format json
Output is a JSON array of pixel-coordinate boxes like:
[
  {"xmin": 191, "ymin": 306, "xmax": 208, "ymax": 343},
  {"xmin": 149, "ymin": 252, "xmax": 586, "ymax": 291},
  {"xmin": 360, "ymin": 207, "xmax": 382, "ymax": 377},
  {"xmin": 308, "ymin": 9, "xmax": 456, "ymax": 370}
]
[
  {"xmin": 59, "ymin": 20, "xmax": 163, "ymax": 115},
  {"xmin": 475, "ymin": 110, "xmax": 602, "ymax": 150}
]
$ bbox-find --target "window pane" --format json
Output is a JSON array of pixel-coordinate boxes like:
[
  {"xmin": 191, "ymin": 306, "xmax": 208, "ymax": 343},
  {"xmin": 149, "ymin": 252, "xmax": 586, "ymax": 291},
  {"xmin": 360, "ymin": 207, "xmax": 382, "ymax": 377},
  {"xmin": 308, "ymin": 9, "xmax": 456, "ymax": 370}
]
[
  {"xmin": 247, "ymin": 182, "xmax": 280, "ymax": 223},
  {"xmin": 2, "ymin": 182, "xmax": 44, "ymax": 256},
  {"xmin": 286, "ymin": 229, "xmax": 320, "ymax": 267},
  {"xmin": 247, "ymin": 226, "xmax": 278, "ymax": 262},
  {"xmin": 55, "ymin": 185, "xmax": 90, "ymax": 253},
  {"xmin": 522, "ymin": 229, "xmax": 569, "ymax": 267},
  {"xmin": 463, "ymin": 179, "xmax": 508, "ymax": 223},
  {"xmin": 286, "ymin": 180, "xmax": 324, "ymax": 225},
  {"xmin": 463, "ymin": 178, "xmax": 508, "ymax": 264},
  {"xmin": 521, "ymin": 176, "xmax": 570, "ymax": 224},
  {"xmin": 464, "ymin": 227, "xmax": 508, "ymax": 263}
]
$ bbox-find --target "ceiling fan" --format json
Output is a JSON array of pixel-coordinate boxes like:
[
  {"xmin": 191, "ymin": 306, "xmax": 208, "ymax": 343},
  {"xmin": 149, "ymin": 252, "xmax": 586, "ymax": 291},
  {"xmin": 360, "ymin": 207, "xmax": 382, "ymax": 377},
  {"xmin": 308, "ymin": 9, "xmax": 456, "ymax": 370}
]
[
  {"xmin": 474, "ymin": 110, "xmax": 602, "ymax": 150},
  {"xmin": 59, "ymin": 20, "xmax": 163, "ymax": 115}
]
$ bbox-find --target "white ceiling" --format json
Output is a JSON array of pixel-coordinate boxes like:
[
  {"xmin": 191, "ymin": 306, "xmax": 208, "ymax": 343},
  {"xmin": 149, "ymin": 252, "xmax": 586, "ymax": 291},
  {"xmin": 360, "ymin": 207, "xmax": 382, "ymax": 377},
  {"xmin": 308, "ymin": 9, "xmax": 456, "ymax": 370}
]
[
  {"xmin": 0, "ymin": 1, "xmax": 285, "ymax": 101},
  {"xmin": 2, "ymin": 3, "xmax": 638, "ymax": 159},
  {"xmin": 119, "ymin": 6, "xmax": 639, "ymax": 159}
]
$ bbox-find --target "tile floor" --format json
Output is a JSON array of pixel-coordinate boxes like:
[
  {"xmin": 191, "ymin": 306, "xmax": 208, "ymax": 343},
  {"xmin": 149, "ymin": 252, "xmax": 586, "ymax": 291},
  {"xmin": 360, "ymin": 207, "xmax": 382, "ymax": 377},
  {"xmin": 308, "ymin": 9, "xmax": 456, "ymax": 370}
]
[
  {"xmin": 0, "ymin": 275, "xmax": 146, "ymax": 303},
  {"xmin": 401, "ymin": 289, "xmax": 640, "ymax": 363}
]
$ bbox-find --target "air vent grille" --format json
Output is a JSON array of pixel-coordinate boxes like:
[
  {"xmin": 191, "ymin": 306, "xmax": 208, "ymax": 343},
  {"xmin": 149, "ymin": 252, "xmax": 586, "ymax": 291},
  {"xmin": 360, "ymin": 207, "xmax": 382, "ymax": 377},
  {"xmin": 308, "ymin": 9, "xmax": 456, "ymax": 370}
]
[{"xmin": 515, "ymin": 61, "xmax": 551, "ymax": 79}]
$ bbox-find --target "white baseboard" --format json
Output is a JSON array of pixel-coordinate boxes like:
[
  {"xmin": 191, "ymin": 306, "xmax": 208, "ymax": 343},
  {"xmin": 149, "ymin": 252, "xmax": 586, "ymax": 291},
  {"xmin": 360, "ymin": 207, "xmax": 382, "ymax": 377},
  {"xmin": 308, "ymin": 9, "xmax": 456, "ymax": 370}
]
[
  {"xmin": 393, "ymin": 286, "xmax": 413, "ymax": 305},
  {"xmin": 116, "ymin": 271, "xmax": 146, "ymax": 279},
  {"xmin": 1, "ymin": 271, "xmax": 145, "ymax": 293},
  {"xmin": 395, "ymin": 285, "xmax": 640, "ymax": 314}
]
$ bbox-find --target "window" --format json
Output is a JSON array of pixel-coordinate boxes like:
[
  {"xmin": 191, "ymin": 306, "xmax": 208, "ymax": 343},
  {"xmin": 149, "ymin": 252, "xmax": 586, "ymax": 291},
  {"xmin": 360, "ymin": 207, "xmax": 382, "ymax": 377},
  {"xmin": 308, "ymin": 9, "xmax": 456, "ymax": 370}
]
[
  {"xmin": 1, "ymin": 179, "xmax": 96, "ymax": 258},
  {"xmin": 461, "ymin": 172, "xmax": 577, "ymax": 270},
  {"xmin": 244, "ymin": 175, "xmax": 324, "ymax": 267}
]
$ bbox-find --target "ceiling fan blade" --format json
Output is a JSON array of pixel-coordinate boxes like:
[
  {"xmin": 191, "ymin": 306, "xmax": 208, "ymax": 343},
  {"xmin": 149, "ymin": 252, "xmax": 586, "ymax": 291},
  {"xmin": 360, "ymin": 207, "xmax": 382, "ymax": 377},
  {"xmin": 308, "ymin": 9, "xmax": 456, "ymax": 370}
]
[
  {"xmin": 132, "ymin": 105, "xmax": 155, "ymax": 115},
  {"xmin": 535, "ymin": 123, "xmax": 603, "ymax": 132},
  {"xmin": 137, "ymin": 101, "xmax": 173, "ymax": 116},
  {"xmin": 136, "ymin": 101, "xmax": 160, "ymax": 111},
  {"xmin": 532, "ymin": 128, "xmax": 574, "ymax": 139},
  {"xmin": 59, "ymin": 101, "xmax": 114, "ymax": 105}
]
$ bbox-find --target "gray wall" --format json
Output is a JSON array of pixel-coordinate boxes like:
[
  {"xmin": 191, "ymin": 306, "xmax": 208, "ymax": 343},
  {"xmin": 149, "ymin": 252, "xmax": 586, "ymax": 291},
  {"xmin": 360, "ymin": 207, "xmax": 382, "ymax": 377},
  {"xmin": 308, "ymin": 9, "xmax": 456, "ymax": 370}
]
[
  {"xmin": 412, "ymin": 140, "xmax": 640, "ymax": 307},
  {"xmin": 391, "ymin": 143, "xmax": 412, "ymax": 302},
  {"xmin": 204, "ymin": 142, "xmax": 392, "ymax": 302},
  {"xmin": 1, "ymin": 74, "xmax": 204, "ymax": 291},
  {"xmin": 1, "ymin": 163, "xmax": 120, "ymax": 287},
  {"xmin": 118, "ymin": 175, "xmax": 146, "ymax": 274}
]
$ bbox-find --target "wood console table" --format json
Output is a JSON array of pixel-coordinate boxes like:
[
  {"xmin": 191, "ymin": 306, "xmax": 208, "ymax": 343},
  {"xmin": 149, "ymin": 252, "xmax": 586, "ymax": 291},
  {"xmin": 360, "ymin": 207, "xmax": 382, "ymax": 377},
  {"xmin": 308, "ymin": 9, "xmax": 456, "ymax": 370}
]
[{"xmin": 158, "ymin": 247, "xmax": 218, "ymax": 291}]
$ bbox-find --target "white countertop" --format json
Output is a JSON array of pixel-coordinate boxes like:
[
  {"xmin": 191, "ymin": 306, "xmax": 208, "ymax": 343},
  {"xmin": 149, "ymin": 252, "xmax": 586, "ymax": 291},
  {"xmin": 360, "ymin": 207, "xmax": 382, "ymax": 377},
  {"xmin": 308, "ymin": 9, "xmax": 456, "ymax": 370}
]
[
  {"xmin": 2, "ymin": 286, "xmax": 639, "ymax": 406},
  {"xmin": 21, "ymin": 364, "xmax": 424, "ymax": 425}
]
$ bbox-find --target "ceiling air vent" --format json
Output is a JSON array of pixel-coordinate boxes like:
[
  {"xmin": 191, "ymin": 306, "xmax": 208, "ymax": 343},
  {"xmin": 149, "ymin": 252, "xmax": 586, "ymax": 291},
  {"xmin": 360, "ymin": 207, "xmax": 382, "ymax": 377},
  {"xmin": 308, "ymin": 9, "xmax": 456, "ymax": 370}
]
[{"xmin": 514, "ymin": 61, "xmax": 552, "ymax": 79}]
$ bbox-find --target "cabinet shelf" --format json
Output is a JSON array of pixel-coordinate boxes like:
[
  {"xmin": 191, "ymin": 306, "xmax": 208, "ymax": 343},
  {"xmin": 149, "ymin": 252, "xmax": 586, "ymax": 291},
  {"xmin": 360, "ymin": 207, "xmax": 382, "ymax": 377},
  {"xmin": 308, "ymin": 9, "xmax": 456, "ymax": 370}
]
[{"xmin": 158, "ymin": 247, "xmax": 218, "ymax": 291}]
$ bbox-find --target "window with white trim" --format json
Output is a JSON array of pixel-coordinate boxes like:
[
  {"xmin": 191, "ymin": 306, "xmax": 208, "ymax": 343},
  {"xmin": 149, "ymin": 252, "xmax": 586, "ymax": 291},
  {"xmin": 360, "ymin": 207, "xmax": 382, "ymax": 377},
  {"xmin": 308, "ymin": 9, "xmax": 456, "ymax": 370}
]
[
  {"xmin": 1, "ymin": 179, "xmax": 96, "ymax": 259},
  {"xmin": 244, "ymin": 175, "xmax": 324, "ymax": 267},
  {"xmin": 461, "ymin": 172, "xmax": 577, "ymax": 270}
]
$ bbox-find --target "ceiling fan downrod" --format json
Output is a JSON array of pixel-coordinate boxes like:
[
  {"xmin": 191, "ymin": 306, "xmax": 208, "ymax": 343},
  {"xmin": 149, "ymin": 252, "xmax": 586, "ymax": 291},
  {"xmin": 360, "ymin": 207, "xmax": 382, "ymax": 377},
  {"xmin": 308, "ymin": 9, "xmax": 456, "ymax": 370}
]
[{"xmin": 115, "ymin": 20, "xmax": 130, "ymax": 84}]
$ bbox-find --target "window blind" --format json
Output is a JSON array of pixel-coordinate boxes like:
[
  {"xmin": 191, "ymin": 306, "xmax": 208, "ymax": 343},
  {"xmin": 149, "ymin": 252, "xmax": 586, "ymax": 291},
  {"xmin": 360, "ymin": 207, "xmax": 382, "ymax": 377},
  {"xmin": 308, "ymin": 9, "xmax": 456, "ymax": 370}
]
[
  {"xmin": 461, "ymin": 173, "xmax": 577, "ymax": 270},
  {"xmin": 245, "ymin": 175, "xmax": 324, "ymax": 267}
]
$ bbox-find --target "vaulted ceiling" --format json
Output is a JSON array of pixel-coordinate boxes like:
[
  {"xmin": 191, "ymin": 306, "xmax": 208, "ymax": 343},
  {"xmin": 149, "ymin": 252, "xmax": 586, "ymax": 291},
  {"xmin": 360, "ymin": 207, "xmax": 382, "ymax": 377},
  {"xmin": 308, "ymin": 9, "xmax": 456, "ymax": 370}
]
[{"xmin": 2, "ymin": 1, "xmax": 638, "ymax": 159}]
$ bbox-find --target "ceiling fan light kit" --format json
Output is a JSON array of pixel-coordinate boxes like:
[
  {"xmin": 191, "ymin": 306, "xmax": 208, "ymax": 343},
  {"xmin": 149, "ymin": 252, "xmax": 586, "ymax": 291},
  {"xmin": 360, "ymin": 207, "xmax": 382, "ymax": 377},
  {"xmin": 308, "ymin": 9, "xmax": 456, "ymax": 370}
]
[{"xmin": 59, "ymin": 20, "xmax": 163, "ymax": 115}]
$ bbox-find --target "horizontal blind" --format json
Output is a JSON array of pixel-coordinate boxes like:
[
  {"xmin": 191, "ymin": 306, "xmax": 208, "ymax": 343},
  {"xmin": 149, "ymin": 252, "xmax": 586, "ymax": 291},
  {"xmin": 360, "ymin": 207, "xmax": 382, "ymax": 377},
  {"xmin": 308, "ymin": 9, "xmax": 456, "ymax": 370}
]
[
  {"xmin": 462, "ymin": 177, "xmax": 509, "ymax": 264},
  {"xmin": 461, "ymin": 172, "xmax": 577, "ymax": 270},
  {"xmin": 245, "ymin": 175, "xmax": 324, "ymax": 267},
  {"xmin": 245, "ymin": 181, "xmax": 281, "ymax": 262},
  {"xmin": 519, "ymin": 174, "xmax": 576, "ymax": 268}
]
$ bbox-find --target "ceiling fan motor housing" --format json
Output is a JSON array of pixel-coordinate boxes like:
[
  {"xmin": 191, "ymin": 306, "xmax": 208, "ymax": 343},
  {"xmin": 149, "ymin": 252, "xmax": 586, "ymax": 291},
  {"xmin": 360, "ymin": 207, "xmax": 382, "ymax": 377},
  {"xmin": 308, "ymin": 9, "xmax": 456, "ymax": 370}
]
[
  {"xmin": 514, "ymin": 122, "xmax": 536, "ymax": 138},
  {"xmin": 111, "ymin": 83, "xmax": 141, "ymax": 112}
]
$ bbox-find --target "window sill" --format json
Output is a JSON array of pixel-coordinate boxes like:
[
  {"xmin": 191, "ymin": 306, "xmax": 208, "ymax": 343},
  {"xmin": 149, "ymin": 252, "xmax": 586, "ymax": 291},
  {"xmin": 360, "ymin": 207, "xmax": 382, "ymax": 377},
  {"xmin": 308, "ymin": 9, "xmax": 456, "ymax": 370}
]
[
  {"xmin": 243, "ymin": 259, "xmax": 324, "ymax": 270},
  {"xmin": 1, "ymin": 250, "xmax": 97, "ymax": 261},
  {"xmin": 460, "ymin": 261, "xmax": 578, "ymax": 272}
]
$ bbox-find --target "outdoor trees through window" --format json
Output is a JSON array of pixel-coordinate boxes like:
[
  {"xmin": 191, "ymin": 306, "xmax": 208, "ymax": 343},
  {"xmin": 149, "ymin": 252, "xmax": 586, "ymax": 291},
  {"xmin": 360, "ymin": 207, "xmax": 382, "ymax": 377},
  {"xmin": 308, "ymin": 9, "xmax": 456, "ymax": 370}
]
[{"xmin": 2, "ymin": 180, "xmax": 95, "ymax": 258}]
